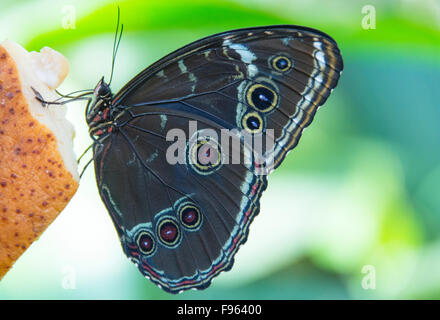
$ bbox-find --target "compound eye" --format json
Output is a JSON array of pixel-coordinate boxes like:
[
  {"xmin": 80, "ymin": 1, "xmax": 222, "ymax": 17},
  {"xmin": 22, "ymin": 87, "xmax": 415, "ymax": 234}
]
[
  {"xmin": 98, "ymin": 84, "xmax": 111, "ymax": 97},
  {"xmin": 94, "ymin": 78, "xmax": 111, "ymax": 98}
]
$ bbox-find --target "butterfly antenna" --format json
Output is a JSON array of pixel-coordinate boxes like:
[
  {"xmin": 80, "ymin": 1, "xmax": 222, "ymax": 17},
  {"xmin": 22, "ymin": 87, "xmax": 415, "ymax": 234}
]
[{"xmin": 108, "ymin": 7, "xmax": 123, "ymax": 86}]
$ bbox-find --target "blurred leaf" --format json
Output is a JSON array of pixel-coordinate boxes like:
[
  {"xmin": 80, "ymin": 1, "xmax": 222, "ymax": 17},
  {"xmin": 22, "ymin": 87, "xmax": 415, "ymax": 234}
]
[{"xmin": 26, "ymin": 0, "xmax": 291, "ymax": 50}]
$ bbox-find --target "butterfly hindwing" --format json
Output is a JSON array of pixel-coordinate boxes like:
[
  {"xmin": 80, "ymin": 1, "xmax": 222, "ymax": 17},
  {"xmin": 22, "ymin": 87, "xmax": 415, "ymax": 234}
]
[
  {"xmin": 93, "ymin": 25, "xmax": 343, "ymax": 293},
  {"xmin": 94, "ymin": 106, "xmax": 266, "ymax": 292}
]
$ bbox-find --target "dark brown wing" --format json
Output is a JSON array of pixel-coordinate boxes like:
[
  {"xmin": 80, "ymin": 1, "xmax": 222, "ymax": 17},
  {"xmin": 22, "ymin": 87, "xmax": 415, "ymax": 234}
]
[{"xmin": 94, "ymin": 25, "xmax": 343, "ymax": 293}]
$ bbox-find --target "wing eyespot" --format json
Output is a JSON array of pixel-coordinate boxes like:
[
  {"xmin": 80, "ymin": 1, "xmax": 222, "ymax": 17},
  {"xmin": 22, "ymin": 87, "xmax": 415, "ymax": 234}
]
[
  {"xmin": 136, "ymin": 230, "xmax": 156, "ymax": 257},
  {"xmin": 269, "ymin": 54, "xmax": 293, "ymax": 73},
  {"xmin": 178, "ymin": 202, "xmax": 202, "ymax": 231},
  {"xmin": 156, "ymin": 217, "xmax": 181, "ymax": 248},
  {"xmin": 241, "ymin": 111, "xmax": 264, "ymax": 134},
  {"xmin": 246, "ymin": 82, "xmax": 278, "ymax": 113},
  {"xmin": 187, "ymin": 134, "xmax": 223, "ymax": 175}
]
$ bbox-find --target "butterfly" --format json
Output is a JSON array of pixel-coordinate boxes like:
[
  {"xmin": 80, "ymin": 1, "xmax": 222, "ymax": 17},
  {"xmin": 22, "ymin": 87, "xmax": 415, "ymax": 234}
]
[{"xmin": 44, "ymin": 19, "xmax": 343, "ymax": 293}]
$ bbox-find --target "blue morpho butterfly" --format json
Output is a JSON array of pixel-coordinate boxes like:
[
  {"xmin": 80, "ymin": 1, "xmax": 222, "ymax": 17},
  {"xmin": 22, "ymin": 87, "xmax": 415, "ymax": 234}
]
[{"xmin": 35, "ymin": 12, "xmax": 343, "ymax": 293}]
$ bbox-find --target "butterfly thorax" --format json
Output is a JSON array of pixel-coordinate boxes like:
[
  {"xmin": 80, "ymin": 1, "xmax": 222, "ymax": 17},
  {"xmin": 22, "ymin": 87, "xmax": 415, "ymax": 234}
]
[{"xmin": 87, "ymin": 77, "xmax": 116, "ymax": 139}]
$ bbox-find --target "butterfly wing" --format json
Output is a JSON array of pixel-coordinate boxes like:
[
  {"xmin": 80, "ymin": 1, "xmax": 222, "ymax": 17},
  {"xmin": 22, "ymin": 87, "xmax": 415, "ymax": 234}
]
[
  {"xmin": 114, "ymin": 25, "xmax": 343, "ymax": 169},
  {"xmin": 93, "ymin": 25, "xmax": 343, "ymax": 293},
  {"xmin": 94, "ymin": 108, "xmax": 266, "ymax": 292}
]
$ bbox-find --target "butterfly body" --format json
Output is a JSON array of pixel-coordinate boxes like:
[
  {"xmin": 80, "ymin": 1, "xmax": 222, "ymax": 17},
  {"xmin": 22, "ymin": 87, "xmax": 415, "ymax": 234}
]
[{"xmin": 86, "ymin": 25, "xmax": 343, "ymax": 293}]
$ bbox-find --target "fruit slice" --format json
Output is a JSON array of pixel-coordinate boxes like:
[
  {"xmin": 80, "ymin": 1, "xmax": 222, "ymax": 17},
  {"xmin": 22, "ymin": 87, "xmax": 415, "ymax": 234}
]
[{"xmin": 0, "ymin": 41, "xmax": 79, "ymax": 279}]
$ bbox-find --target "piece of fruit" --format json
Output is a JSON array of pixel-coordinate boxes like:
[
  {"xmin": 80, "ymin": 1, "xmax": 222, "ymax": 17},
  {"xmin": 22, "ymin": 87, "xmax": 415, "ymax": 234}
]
[{"xmin": 0, "ymin": 40, "xmax": 79, "ymax": 279}]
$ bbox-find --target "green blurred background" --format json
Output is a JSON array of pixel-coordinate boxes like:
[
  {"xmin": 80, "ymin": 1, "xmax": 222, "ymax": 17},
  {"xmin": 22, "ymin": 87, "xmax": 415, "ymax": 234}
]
[{"xmin": 0, "ymin": 0, "xmax": 439, "ymax": 299}]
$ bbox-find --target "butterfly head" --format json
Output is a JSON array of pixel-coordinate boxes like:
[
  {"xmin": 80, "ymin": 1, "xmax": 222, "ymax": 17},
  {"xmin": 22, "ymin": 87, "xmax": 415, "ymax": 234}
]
[
  {"xmin": 86, "ymin": 77, "xmax": 114, "ymax": 133},
  {"xmin": 93, "ymin": 76, "xmax": 112, "ymax": 99}
]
